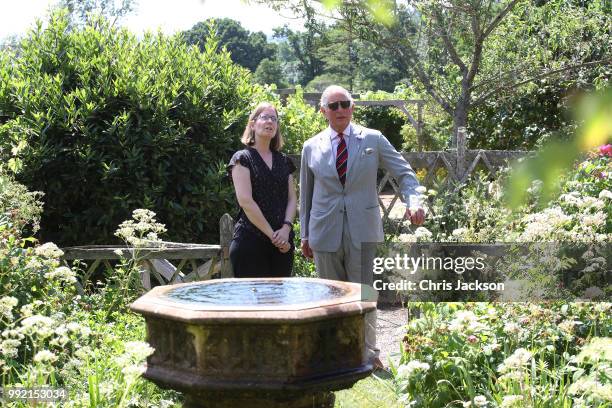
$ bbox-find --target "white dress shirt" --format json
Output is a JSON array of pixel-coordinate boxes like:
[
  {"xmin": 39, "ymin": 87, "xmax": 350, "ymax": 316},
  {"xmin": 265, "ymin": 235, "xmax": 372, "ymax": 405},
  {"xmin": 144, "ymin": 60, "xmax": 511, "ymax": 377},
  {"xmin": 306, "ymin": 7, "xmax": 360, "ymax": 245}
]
[{"xmin": 329, "ymin": 124, "xmax": 352, "ymax": 158}]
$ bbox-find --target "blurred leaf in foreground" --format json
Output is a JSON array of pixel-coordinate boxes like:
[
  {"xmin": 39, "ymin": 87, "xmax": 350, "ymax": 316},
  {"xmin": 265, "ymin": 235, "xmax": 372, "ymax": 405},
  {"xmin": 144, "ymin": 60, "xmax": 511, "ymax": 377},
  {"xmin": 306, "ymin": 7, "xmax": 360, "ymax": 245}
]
[{"xmin": 506, "ymin": 88, "xmax": 612, "ymax": 209}]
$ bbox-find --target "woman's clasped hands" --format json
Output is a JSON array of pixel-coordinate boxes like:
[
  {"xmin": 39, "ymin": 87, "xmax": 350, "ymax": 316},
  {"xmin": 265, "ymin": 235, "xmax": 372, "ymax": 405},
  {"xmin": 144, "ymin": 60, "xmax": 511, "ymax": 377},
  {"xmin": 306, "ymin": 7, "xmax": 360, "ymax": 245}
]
[{"xmin": 271, "ymin": 224, "xmax": 291, "ymax": 253}]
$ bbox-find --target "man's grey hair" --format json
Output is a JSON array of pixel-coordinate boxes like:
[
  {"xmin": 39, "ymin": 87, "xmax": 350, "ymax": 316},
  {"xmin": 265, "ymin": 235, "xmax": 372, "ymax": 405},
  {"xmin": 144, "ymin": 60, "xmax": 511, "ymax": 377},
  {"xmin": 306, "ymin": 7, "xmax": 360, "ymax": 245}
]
[{"xmin": 320, "ymin": 85, "xmax": 354, "ymax": 107}]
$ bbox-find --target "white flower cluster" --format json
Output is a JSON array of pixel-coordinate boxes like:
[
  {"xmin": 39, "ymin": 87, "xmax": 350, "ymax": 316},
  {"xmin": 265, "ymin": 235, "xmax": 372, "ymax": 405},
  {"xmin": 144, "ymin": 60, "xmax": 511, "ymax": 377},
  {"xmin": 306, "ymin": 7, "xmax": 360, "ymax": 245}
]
[
  {"xmin": 414, "ymin": 227, "xmax": 433, "ymax": 241},
  {"xmin": 34, "ymin": 242, "xmax": 64, "ymax": 259},
  {"xmin": 33, "ymin": 349, "xmax": 57, "ymax": 364},
  {"xmin": 397, "ymin": 233, "xmax": 417, "ymax": 243},
  {"xmin": 500, "ymin": 395, "xmax": 524, "ymax": 408},
  {"xmin": 599, "ymin": 189, "xmax": 612, "ymax": 200},
  {"xmin": 482, "ymin": 342, "xmax": 501, "ymax": 356},
  {"xmin": 395, "ymin": 226, "xmax": 433, "ymax": 243},
  {"xmin": 0, "ymin": 296, "xmax": 18, "ymax": 321},
  {"xmin": 498, "ymin": 348, "xmax": 533, "ymax": 374},
  {"xmin": 448, "ymin": 310, "xmax": 485, "ymax": 333},
  {"xmin": 462, "ymin": 395, "xmax": 488, "ymax": 407},
  {"xmin": 396, "ymin": 360, "xmax": 430, "ymax": 379},
  {"xmin": 519, "ymin": 207, "xmax": 571, "ymax": 241},
  {"xmin": 558, "ymin": 319, "xmax": 581, "ymax": 335},
  {"xmin": 519, "ymin": 190, "xmax": 609, "ymax": 241},
  {"xmin": 20, "ymin": 300, "xmax": 43, "ymax": 318},
  {"xmin": 44, "ymin": 266, "xmax": 77, "ymax": 284},
  {"xmin": 20, "ymin": 315, "xmax": 55, "ymax": 338},
  {"xmin": 115, "ymin": 209, "xmax": 167, "ymax": 247},
  {"xmin": 0, "ymin": 338, "xmax": 21, "ymax": 358},
  {"xmin": 452, "ymin": 227, "xmax": 469, "ymax": 240},
  {"xmin": 113, "ymin": 340, "xmax": 155, "ymax": 379},
  {"xmin": 503, "ymin": 322, "xmax": 521, "ymax": 335},
  {"xmin": 560, "ymin": 192, "xmax": 606, "ymax": 211},
  {"xmin": 569, "ymin": 377, "xmax": 612, "ymax": 402}
]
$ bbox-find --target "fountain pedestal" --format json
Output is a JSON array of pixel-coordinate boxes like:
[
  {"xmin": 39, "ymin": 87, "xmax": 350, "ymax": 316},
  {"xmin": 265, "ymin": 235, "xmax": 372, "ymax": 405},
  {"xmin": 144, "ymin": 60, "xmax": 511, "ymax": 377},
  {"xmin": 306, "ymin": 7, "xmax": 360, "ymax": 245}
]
[{"xmin": 130, "ymin": 278, "xmax": 376, "ymax": 407}]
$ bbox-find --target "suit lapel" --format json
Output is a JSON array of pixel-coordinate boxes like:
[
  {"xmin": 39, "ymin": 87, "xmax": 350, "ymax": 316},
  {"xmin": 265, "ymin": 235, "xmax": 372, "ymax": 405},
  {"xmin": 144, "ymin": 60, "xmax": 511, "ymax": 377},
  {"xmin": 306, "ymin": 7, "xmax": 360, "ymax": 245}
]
[
  {"xmin": 320, "ymin": 130, "xmax": 340, "ymax": 182},
  {"xmin": 346, "ymin": 124, "xmax": 364, "ymax": 184}
]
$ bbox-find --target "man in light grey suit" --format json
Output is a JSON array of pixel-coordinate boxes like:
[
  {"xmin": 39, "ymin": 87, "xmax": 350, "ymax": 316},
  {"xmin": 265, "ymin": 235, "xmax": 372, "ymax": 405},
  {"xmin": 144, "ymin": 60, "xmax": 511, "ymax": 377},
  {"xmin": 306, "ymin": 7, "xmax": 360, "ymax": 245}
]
[{"xmin": 299, "ymin": 85, "xmax": 425, "ymax": 367}]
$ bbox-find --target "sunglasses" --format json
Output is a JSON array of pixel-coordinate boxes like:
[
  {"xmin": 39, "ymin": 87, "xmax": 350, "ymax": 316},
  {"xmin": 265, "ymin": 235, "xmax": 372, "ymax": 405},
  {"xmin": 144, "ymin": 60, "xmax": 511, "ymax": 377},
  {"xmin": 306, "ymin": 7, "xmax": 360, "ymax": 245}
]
[{"xmin": 325, "ymin": 100, "xmax": 352, "ymax": 111}]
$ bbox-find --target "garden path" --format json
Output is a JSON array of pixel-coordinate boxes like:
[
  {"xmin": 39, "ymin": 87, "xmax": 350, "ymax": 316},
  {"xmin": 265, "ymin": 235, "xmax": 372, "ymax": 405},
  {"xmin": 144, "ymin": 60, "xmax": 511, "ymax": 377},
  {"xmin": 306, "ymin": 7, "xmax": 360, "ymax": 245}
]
[{"xmin": 376, "ymin": 305, "xmax": 408, "ymax": 368}]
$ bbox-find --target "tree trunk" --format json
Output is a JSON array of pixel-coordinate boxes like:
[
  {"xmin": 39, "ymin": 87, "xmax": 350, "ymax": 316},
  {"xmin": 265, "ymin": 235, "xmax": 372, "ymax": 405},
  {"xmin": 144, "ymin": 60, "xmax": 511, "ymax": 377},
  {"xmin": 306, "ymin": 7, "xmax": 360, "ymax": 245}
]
[{"xmin": 451, "ymin": 101, "xmax": 469, "ymax": 148}]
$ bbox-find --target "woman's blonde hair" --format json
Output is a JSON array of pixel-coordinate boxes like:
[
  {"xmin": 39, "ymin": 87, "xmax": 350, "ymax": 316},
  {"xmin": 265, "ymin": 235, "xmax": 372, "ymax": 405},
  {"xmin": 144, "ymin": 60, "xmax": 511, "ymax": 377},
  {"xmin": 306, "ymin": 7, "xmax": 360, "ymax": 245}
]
[{"xmin": 241, "ymin": 102, "xmax": 284, "ymax": 151}]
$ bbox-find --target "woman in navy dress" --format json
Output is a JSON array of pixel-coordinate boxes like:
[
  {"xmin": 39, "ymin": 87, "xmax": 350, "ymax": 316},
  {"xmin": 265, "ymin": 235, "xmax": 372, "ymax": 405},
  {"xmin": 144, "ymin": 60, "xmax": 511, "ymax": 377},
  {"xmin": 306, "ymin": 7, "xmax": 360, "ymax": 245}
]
[{"xmin": 227, "ymin": 102, "xmax": 297, "ymax": 277}]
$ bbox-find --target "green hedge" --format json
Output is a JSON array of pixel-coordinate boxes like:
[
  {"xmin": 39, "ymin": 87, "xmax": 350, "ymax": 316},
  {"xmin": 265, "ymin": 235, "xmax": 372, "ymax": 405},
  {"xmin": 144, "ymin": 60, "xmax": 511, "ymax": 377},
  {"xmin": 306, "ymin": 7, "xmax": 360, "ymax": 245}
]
[{"xmin": 0, "ymin": 12, "xmax": 263, "ymax": 245}]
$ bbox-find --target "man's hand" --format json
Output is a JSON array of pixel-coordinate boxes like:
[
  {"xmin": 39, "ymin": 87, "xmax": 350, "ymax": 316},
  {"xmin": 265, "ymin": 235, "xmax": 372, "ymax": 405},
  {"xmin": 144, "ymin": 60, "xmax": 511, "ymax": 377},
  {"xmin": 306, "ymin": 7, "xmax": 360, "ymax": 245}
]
[
  {"xmin": 405, "ymin": 207, "xmax": 425, "ymax": 225},
  {"xmin": 301, "ymin": 240, "xmax": 313, "ymax": 258}
]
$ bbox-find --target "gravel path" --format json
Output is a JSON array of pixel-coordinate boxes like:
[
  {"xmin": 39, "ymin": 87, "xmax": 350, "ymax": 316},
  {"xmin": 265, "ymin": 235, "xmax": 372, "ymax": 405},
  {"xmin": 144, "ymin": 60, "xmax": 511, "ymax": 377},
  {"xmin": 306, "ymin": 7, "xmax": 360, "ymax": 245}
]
[
  {"xmin": 375, "ymin": 195, "xmax": 414, "ymax": 368},
  {"xmin": 376, "ymin": 305, "xmax": 409, "ymax": 368}
]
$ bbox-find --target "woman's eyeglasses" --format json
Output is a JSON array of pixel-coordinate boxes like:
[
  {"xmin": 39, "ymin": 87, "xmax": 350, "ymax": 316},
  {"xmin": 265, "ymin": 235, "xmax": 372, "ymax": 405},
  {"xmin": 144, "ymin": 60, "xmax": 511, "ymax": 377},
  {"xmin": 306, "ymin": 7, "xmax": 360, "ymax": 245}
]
[
  {"xmin": 325, "ymin": 100, "xmax": 352, "ymax": 111},
  {"xmin": 257, "ymin": 115, "xmax": 278, "ymax": 123}
]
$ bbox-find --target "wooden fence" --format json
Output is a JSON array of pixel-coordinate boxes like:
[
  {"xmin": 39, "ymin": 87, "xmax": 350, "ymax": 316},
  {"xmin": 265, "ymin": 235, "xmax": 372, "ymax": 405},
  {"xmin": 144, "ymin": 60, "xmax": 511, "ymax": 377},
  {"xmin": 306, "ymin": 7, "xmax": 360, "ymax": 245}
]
[{"xmin": 62, "ymin": 214, "xmax": 234, "ymax": 292}]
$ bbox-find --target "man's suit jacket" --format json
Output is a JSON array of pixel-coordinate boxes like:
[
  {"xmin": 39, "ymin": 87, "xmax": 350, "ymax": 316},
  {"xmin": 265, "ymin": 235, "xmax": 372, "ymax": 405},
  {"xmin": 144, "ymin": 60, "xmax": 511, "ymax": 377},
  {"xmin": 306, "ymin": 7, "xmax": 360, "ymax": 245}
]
[{"xmin": 300, "ymin": 124, "xmax": 421, "ymax": 252}]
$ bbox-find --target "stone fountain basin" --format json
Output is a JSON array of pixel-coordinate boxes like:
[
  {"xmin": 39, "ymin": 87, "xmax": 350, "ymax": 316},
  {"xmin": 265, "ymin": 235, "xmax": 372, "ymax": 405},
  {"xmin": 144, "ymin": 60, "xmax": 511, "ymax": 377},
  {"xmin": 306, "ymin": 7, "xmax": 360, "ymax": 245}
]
[{"xmin": 130, "ymin": 277, "xmax": 377, "ymax": 398}]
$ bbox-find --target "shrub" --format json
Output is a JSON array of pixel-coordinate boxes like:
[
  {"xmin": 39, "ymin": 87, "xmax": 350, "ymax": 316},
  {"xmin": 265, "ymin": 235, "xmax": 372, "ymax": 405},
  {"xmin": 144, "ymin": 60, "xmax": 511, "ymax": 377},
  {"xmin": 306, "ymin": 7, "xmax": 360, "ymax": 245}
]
[
  {"xmin": 353, "ymin": 90, "xmax": 408, "ymax": 151},
  {"xmin": 0, "ymin": 170, "xmax": 43, "ymax": 236},
  {"xmin": 277, "ymin": 86, "xmax": 326, "ymax": 154},
  {"xmin": 0, "ymin": 11, "xmax": 264, "ymax": 246}
]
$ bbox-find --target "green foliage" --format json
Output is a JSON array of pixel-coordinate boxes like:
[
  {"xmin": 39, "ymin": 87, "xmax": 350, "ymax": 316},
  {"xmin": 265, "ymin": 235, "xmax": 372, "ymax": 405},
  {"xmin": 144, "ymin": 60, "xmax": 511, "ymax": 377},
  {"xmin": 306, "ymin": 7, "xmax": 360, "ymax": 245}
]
[
  {"xmin": 506, "ymin": 89, "xmax": 612, "ymax": 209},
  {"xmin": 469, "ymin": 0, "xmax": 610, "ymax": 150},
  {"xmin": 422, "ymin": 173, "xmax": 516, "ymax": 243},
  {"xmin": 0, "ymin": 198, "xmax": 180, "ymax": 405},
  {"xmin": 0, "ymin": 170, "xmax": 43, "ymax": 235},
  {"xmin": 352, "ymin": 90, "xmax": 410, "ymax": 151},
  {"xmin": 253, "ymin": 58, "xmax": 288, "ymax": 88},
  {"xmin": 277, "ymin": 87, "xmax": 326, "ymax": 154},
  {"xmin": 308, "ymin": 26, "xmax": 403, "ymax": 93},
  {"xmin": 182, "ymin": 18, "xmax": 276, "ymax": 72},
  {"xmin": 351, "ymin": 88, "xmax": 448, "ymax": 152},
  {"xmin": 0, "ymin": 12, "xmax": 263, "ymax": 245},
  {"xmin": 272, "ymin": 23, "xmax": 325, "ymax": 86},
  {"xmin": 291, "ymin": 221, "xmax": 316, "ymax": 277},
  {"xmin": 394, "ymin": 302, "xmax": 611, "ymax": 407}
]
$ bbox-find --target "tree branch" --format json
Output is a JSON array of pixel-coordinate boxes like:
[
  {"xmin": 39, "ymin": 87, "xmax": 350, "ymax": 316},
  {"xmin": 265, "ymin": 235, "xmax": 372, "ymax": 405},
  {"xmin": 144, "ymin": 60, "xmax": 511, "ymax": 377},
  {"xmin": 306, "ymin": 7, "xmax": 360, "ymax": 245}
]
[
  {"xmin": 482, "ymin": 0, "xmax": 521, "ymax": 39},
  {"xmin": 377, "ymin": 33, "xmax": 454, "ymax": 114},
  {"xmin": 471, "ymin": 58, "xmax": 612, "ymax": 106},
  {"xmin": 432, "ymin": 8, "xmax": 467, "ymax": 74},
  {"xmin": 471, "ymin": 60, "xmax": 539, "ymax": 92}
]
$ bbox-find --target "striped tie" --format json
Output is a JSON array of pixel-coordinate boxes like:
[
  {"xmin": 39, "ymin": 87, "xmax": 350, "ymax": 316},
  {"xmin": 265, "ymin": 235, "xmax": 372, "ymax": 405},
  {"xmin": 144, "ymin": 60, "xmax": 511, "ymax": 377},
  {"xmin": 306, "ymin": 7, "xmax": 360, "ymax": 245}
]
[{"xmin": 336, "ymin": 133, "xmax": 347, "ymax": 186}]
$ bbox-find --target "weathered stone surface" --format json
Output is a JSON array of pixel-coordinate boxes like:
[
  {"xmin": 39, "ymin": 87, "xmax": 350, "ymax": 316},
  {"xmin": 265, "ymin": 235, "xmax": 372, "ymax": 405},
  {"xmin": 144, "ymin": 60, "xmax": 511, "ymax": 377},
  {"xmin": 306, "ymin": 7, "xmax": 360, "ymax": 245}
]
[{"xmin": 130, "ymin": 278, "xmax": 376, "ymax": 407}]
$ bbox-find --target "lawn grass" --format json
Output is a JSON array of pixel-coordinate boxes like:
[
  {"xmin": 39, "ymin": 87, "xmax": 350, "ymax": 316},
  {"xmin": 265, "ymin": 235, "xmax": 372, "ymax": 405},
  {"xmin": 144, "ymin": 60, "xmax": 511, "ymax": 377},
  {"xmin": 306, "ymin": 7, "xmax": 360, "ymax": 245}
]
[{"xmin": 335, "ymin": 371, "xmax": 401, "ymax": 408}]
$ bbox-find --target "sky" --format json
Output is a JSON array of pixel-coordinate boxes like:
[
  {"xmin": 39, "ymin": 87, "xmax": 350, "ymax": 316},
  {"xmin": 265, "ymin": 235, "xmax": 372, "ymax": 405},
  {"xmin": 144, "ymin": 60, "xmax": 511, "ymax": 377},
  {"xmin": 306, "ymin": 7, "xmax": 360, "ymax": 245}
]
[{"xmin": 0, "ymin": 0, "xmax": 305, "ymax": 41}]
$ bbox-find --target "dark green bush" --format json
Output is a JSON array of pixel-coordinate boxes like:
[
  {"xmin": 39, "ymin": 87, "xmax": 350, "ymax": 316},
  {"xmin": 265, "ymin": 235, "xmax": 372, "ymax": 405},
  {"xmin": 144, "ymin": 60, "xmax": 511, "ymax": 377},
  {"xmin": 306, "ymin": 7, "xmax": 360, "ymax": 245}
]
[
  {"xmin": 0, "ymin": 11, "xmax": 263, "ymax": 245},
  {"xmin": 353, "ymin": 105, "xmax": 406, "ymax": 150}
]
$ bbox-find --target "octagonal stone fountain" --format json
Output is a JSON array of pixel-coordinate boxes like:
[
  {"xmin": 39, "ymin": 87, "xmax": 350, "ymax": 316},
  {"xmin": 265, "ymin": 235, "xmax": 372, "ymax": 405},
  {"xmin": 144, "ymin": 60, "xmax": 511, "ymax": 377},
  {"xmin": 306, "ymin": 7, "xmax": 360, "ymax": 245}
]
[{"xmin": 130, "ymin": 277, "xmax": 377, "ymax": 408}]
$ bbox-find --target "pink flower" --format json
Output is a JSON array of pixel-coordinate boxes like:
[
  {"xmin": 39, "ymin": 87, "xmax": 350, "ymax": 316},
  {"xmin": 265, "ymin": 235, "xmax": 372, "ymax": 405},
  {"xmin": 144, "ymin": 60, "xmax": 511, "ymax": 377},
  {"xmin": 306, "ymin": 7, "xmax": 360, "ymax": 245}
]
[
  {"xmin": 599, "ymin": 144, "xmax": 612, "ymax": 157},
  {"xmin": 467, "ymin": 335, "xmax": 478, "ymax": 344}
]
